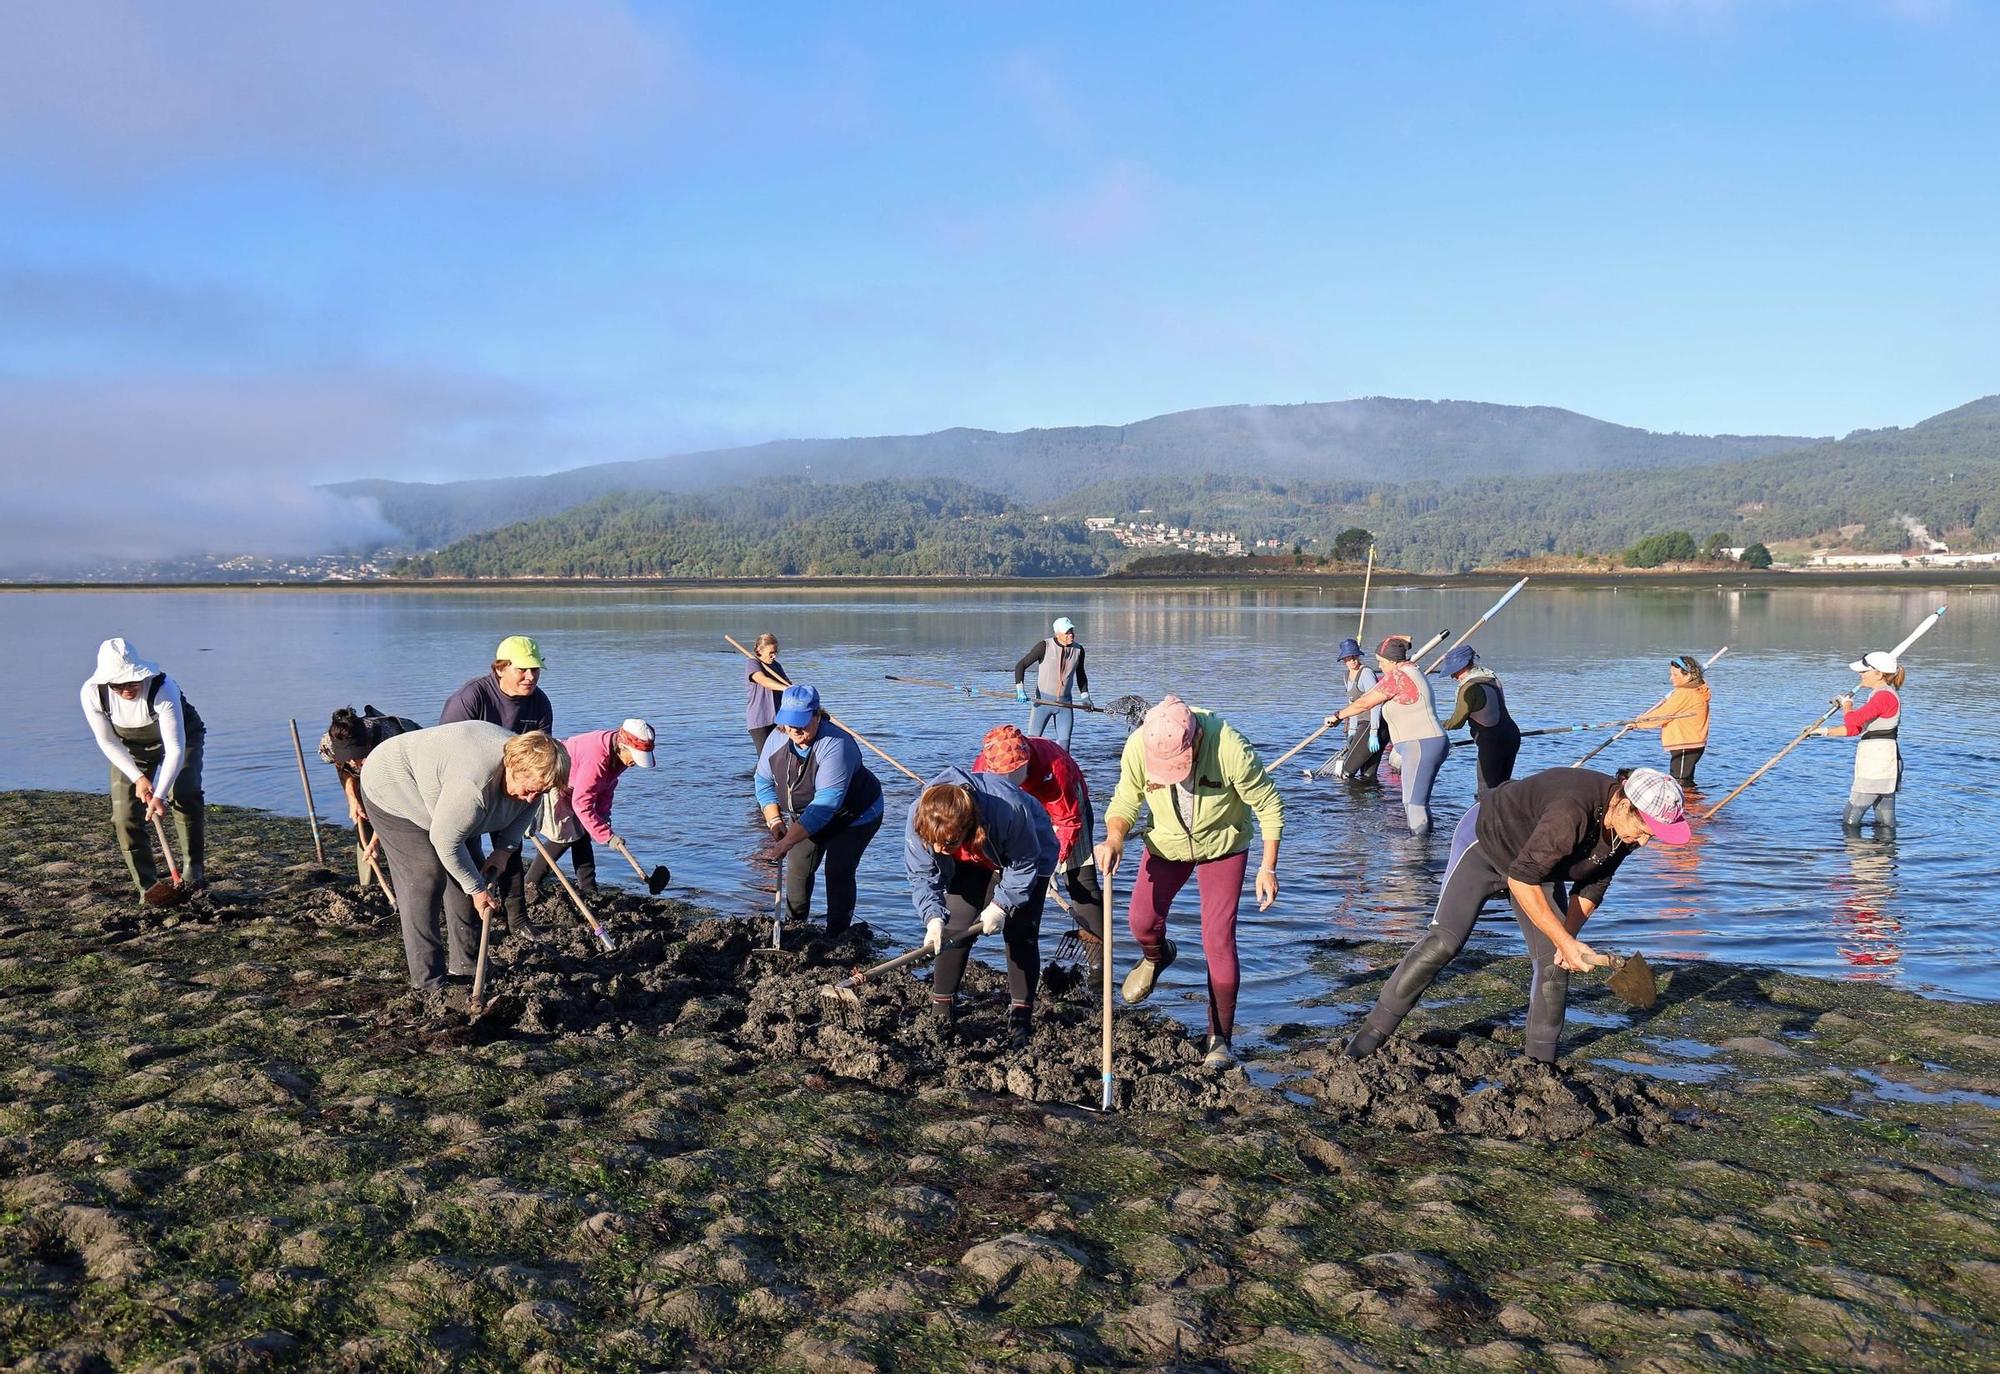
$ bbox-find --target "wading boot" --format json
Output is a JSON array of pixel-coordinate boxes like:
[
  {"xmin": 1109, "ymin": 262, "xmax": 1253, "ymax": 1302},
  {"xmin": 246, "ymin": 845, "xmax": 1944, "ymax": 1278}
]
[
  {"xmin": 1343, "ymin": 1026, "xmax": 1386, "ymax": 1060},
  {"xmin": 1008, "ymin": 1006, "xmax": 1032, "ymax": 1050},
  {"xmin": 1120, "ymin": 939, "xmax": 1178, "ymax": 1006},
  {"xmin": 929, "ymin": 998, "xmax": 958, "ymax": 1046},
  {"xmin": 1202, "ymin": 1035, "xmax": 1234, "ymax": 1070}
]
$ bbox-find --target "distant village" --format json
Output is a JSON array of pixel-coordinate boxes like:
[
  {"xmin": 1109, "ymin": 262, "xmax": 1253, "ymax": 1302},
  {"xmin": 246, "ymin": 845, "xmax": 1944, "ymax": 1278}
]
[{"xmin": 1083, "ymin": 514, "xmax": 1275, "ymax": 558}]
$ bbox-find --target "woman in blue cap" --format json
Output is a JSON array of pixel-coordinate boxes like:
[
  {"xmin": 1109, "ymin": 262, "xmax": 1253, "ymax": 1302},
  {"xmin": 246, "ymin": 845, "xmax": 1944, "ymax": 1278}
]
[
  {"xmin": 1440, "ymin": 646, "xmax": 1522, "ymax": 795},
  {"xmin": 1320, "ymin": 637, "xmax": 1386, "ymax": 781},
  {"xmin": 1014, "ymin": 616, "xmax": 1090, "ymax": 750},
  {"xmin": 755, "ymin": 685, "xmax": 884, "ymax": 935}
]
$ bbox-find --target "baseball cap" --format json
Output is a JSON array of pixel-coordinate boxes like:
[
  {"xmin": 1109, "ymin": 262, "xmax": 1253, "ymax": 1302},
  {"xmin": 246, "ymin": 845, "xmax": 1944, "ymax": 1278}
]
[
  {"xmin": 1848, "ymin": 650, "xmax": 1900, "ymax": 674},
  {"xmin": 981, "ymin": 724, "xmax": 1032, "ymax": 773},
  {"xmin": 1335, "ymin": 637, "xmax": 1363, "ymax": 661},
  {"xmin": 775, "ymin": 684, "xmax": 821, "ymax": 728},
  {"xmin": 1439, "ymin": 645, "xmax": 1477, "ymax": 676},
  {"xmin": 1377, "ymin": 635, "xmax": 1412, "ymax": 663},
  {"xmin": 495, "ymin": 635, "xmax": 545, "ymax": 670},
  {"xmin": 1053, "ymin": 616, "xmax": 1076, "ymax": 635},
  {"xmin": 1140, "ymin": 695, "xmax": 1199, "ymax": 785},
  {"xmin": 1623, "ymin": 767, "xmax": 1691, "ymax": 845},
  {"xmin": 618, "ymin": 718, "xmax": 657, "ymax": 768}
]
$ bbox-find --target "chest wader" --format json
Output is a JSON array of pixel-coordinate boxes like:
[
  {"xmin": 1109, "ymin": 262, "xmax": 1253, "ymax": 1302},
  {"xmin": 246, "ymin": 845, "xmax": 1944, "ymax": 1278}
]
[{"xmin": 105, "ymin": 684, "xmax": 206, "ymax": 896}]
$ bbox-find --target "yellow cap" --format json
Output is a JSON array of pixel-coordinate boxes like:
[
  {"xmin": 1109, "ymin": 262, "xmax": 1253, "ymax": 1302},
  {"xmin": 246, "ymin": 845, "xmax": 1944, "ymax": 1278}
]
[{"xmin": 495, "ymin": 635, "xmax": 545, "ymax": 669}]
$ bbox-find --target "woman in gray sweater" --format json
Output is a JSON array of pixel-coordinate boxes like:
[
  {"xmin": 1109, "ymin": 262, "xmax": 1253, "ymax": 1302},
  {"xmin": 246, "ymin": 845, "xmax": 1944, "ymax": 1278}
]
[{"xmin": 360, "ymin": 722, "xmax": 567, "ymax": 996}]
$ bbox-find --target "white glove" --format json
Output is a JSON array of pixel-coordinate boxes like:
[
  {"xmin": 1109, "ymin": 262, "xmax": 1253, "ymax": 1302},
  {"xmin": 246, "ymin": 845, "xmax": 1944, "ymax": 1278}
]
[
  {"xmin": 923, "ymin": 918, "xmax": 944, "ymax": 955},
  {"xmin": 977, "ymin": 903, "xmax": 1007, "ymax": 936}
]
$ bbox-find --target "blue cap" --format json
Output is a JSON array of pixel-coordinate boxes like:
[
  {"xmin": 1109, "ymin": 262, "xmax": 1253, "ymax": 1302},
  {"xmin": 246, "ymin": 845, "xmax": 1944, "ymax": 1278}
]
[
  {"xmin": 1335, "ymin": 637, "xmax": 1363, "ymax": 660},
  {"xmin": 1440, "ymin": 645, "xmax": 1478, "ymax": 676},
  {"xmin": 775, "ymin": 684, "xmax": 821, "ymax": 727}
]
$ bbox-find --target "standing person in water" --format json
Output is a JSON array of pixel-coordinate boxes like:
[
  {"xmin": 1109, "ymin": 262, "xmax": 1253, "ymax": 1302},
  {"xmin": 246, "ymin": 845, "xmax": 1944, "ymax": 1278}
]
[
  {"xmin": 744, "ymin": 633, "xmax": 788, "ymax": 757},
  {"xmin": 1819, "ymin": 650, "xmax": 1905, "ymax": 831},
  {"xmin": 906, "ymin": 766, "xmax": 1059, "ymax": 1046},
  {"xmin": 1014, "ymin": 616, "xmax": 1091, "ymax": 750},
  {"xmin": 439, "ymin": 635, "xmax": 553, "ymax": 933},
  {"xmin": 1346, "ymin": 766, "xmax": 1691, "ymax": 1064},
  {"xmin": 1097, "ymin": 695, "xmax": 1285, "ymax": 1070},
  {"xmin": 1325, "ymin": 635, "xmax": 1450, "ymax": 834},
  {"xmin": 972, "ymin": 724, "xmax": 1105, "ymax": 970},
  {"xmin": 1325, "ymin": 638, "xmax": 1386, "ymax": 782},
  {"xmin": 1440, "ymin": 646, "xmax": 1522, "ymax": 795},
  {"xmin": 756, "ymin": 685, "xmax": 884, "ymax": 935},
  {"xmin": 1632, "ymin": 654, "xmax": 1712, "ymax": 786},
  {"xmin": 80, "ymin": 638, "xmax": 208, "ymax": 896}
]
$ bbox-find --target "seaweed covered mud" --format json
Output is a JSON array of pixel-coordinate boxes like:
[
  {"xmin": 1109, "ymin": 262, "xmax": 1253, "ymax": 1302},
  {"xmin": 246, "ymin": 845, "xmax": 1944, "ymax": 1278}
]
[{"xmin": 3, "ymin": 792, "xmax": 1997, "ymax": 1372}]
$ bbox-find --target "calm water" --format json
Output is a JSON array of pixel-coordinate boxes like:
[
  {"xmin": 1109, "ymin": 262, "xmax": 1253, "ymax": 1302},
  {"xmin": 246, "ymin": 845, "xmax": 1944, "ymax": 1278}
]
[{"xmin": 7, "ymin": 582, "xmax": 1995, "ymax": 1044}]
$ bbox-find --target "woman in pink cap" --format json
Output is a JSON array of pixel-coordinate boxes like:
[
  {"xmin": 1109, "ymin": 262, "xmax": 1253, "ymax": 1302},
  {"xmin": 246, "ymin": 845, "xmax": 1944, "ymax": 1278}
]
[
  {"xmin": 1344, "ymin": 765, "xmax": 1690, "ymax": 1064},
  {"xmin": 1095, "ymin": 695, "xmax": 1285, "ymax": 1070}
]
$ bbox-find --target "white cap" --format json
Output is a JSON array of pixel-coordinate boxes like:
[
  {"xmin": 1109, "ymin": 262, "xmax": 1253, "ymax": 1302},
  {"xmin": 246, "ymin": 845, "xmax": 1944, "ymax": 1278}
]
[
  {"xmin": 1053, "ymin": 616, "xmax": 1076, "ymax": 634},
  {"xmin": 90, "ymin": 637, "xmax": 158, "ymax": 685},
  {"xmin": 1847, "ymin": 650, "xmax": 1899, "ymax": 675},
  {"xmin": 617, "ymin": 718, "xmax": 657, "ymax": 768}
]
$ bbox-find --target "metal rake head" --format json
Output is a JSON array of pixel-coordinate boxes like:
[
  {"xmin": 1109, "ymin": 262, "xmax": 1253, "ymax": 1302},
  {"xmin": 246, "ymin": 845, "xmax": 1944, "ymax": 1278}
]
[{"xmin": 1105, "ymin": 694, "xmax": 1151, "ymax": 730}]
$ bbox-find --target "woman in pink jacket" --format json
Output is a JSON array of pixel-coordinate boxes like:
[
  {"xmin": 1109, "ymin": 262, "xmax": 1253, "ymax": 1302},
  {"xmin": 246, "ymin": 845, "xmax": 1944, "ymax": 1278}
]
[{"xmin": 527, "ymin": 720, "xmax": 658, "ymax": 894}]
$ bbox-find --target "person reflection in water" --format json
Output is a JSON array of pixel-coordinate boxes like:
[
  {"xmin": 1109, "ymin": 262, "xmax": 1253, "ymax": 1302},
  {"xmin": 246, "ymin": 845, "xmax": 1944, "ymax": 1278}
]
[{"xmin": 1832, "ymin": 832, "xmax": 1903, "ymax": 975}]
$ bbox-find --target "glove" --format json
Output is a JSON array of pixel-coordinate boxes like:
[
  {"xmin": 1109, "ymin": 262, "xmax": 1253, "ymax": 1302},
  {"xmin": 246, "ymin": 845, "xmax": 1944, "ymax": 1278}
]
[
  {"xmin": 1078, "ymin": 691, "xmax": 1093, "ymax": 708},
  {"xmin": 1016, "ymin": 684, "xmax": 1030, "ymax": 704},
  {"xmin": 923, "ymin": 918, "xmax": 944, "ymax": 955},
  {"xmin": 977, "ymin": 903, "xmax": 1007, "ymax": 936}
]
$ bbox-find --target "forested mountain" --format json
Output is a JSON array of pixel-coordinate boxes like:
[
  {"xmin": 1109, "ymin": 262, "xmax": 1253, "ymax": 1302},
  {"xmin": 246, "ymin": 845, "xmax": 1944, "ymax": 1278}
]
[
  {"xmin": 399, "ymin": 479, "xmax": 1112, "ymax": 579},
  {"xmin": 336, "ymin": 397, "xmax": 1814, "ymax": 548},
  {"xmin": 397, "ymin": 401, "xmax": 1999, "ymax": 577}
]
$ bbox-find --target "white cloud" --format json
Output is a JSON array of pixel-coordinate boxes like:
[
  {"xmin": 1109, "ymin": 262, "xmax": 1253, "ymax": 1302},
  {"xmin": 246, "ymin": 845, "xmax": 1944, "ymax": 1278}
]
[{"xmin": 0, "ymin": 0, "xmax": 681, "ymax": 185}]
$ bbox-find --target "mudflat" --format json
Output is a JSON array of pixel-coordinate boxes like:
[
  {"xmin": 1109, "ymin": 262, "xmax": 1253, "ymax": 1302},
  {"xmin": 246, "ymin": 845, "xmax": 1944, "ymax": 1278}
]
[{"xmin": 3, "ymin": 791, "xmax": 1996, "ymax": 1372}]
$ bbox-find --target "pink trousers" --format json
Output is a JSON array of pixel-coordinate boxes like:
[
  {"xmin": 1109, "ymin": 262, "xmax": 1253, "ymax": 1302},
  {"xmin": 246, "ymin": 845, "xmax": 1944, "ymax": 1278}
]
[{"xmin": 1128, "ymin": 848, "xmax": 1247, "ymax": 1039}]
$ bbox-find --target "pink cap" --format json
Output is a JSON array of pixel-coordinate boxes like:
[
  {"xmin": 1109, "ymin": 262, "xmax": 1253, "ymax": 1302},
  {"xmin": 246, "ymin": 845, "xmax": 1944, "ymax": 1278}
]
[{"xmin": 1140, "ymin": 695, "xmax": 1198, "ymax": 784}]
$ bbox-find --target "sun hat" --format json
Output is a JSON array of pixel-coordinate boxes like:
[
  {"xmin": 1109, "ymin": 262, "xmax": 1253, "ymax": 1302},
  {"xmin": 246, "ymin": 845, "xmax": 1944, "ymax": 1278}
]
[
  {"xmin": 775, "ymin": 684, "xmax": 821, "ymax": 728},
  {"xmin": 1848, "ymin": 650, "xmax": 1900, "ymax": 675},
  {"xmin": 1439, "ymin": 645, "xmax": 1478, "ymax": 676},
  {"xmin": 618, "ymin": 718, "xmax": 658, "ymax": 769},
  {"xmin": 1376, "ymin": 635, "xmax": 1412, "ymax": 663},
  {"xmin": 1140, "ymin": 695, "xmax": 1199, "ymax": 785},
  {"xmin": 1053, "ymin": 616, "xmax": 1076, "ymax": 635},
  {"xmin": 90, "ymin": 637, "xmax": 157, "ymax": 686},
  {"xmin": 495, "ymin": 635, "xmax": 545, "ymax": 670},
  {"xmin": 1335, "ymin": 637, "xmax": 1363, "ymax": 661},
  {"xmin": 981, "ymin": 724, "xmax": 1032, "ymax": 774},
  {"xmin": 1623, "ymin": 767, "xmax": 1691, "ymax": 845}
]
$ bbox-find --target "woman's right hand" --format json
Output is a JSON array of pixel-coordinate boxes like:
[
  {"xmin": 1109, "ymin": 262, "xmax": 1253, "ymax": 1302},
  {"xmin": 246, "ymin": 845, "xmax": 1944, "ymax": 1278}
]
[
  {"xmin": 1323, "ymin": 712, "xmax": 1342, "ymax": 728},
  {"xmin": 1555, "ymin": 938, "xmax": 1611, "ymax": 974},
  {"xmin": 347, "ymin": 797, "xmax": 368, "ymax": 826},
  {"xmin": 472, "ymin": 887, "xmax": 502, "ymax": 920},
  {"xmin": 1093, "ymin": 838, "xmax": 1121, "ymax": 877}
]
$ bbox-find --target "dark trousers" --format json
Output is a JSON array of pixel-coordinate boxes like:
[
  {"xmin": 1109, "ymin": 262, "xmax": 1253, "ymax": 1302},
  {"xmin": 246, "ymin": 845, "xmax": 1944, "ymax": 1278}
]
[
  {"xmin": 1335, "ymin": 718, "xmax": 1388, "ymax": 782},
  {"xmin": 784, "ymin": 815, "xmax": 882, "ymax": 936},
  {"xmin": 527, "ymin": 836, "xmax": 597, "ymax": 894},
  {"xmin": 367, "ymin": 805, "xmax": 476, "ymax": 991},
  {"xmin": 1059, "ymin": 862, "xmax": 1106, "ymax": 942},
  {"xmin": 932, "ymin": 865, "xmax": 1050, "ymax": 1010},
  {"xmin": 110, "ymin": 731, "xmax": 205, "ymax": 894},
  {"xmin": 1473, "ymin": 724, "xmax": 1522, "ymax": 796},
  {"xmin": 1362, "ymin": 804, "xmax": 1572, "ymax": 1061},
  {"xmin": 1668, "ymin": 747, "xmax": 1704, "ymax": 786}
]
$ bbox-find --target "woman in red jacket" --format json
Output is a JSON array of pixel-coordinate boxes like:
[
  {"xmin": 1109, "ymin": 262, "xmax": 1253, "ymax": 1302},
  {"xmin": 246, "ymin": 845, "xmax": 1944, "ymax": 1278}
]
[
  {"xmin": 1819, "ymin": 650, "xmax": 1905, "ymax": 831},
  {"xmin": 973, "ymin": 725, "xmax": 1105, "ymax": 970}
]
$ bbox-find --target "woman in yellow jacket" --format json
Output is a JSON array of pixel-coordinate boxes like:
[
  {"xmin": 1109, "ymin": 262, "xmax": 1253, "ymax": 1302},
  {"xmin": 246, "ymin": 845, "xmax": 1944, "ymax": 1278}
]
[
  {"xmin": 1095, "ymin": 695, "xmax": 1284, "ymax": 1070},
  {"xmin": 1632, "ymin": 654, "xmax": 1712, "ymax": 786}
]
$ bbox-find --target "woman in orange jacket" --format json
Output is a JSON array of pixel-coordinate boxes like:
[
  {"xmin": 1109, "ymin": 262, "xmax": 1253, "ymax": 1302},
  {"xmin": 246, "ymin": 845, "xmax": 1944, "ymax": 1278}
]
[{"xmin": 1633, "ymin": 653, "xmax": 1712, "ymax": 785}]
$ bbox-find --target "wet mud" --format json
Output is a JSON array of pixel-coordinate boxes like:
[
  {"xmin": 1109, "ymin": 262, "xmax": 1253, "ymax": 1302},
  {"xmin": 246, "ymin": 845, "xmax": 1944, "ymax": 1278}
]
[{"xmin": 5, "ymin": 791, "xmax": 1999, "ymax": 1372}]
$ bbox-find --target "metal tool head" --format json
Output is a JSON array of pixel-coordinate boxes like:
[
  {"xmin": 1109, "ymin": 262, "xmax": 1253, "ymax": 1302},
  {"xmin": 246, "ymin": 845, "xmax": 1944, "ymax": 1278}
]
[
  {"xmin": 646, "ymin": 865, "xmax": 671, "ymax": 895},
  {"xmin": 1104, "ymin": 695, "xmax": 1151, "ymax": 730},
  {"xmin": 142, "ymin": 878, "xmax": 189, "ymax": 908},
  {"xmin": 1607, "ymin": 952, "xmax": 1659, "ymax": 1009},
  {"xmin": 1052, "ymin": 930, "xmax": 1084, "ymax": 966}
]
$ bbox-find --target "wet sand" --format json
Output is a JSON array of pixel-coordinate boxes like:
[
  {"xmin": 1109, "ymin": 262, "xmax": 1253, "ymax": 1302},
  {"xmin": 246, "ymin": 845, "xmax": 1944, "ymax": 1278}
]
[{"xmin": 3, "ymin": 791, "xmax": 1996, "ymax": 1371}]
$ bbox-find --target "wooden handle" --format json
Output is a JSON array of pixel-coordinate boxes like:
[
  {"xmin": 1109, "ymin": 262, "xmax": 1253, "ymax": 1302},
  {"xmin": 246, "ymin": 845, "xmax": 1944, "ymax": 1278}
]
[
  {"xmin": 726, "ymin": 635, "xmax": 923, "ymax": 783},
  {"xmin": 530, "ymin": 834, "xmax": 614, "ymax": 948},
  {"xmin": 149, "ymin": 813, "xmax": 181, "ymax": 885},
  {"xmin": 288, "ymin": 718, "xmax": 325, "ymax": 865},
  {"xmin": 1702, "ymin": 705, "xmax": 1840, "ymax": 820},
  {"xmin": 1101, "ymin": 862, "xmax": 1116, "ymax": 1113}
]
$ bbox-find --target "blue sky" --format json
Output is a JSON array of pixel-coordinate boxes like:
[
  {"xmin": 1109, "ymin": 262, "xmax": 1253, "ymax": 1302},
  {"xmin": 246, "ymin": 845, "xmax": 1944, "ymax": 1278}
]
[{"xmin": 0, "ymin": 1, "xmax": 1994, "ymax": 564}]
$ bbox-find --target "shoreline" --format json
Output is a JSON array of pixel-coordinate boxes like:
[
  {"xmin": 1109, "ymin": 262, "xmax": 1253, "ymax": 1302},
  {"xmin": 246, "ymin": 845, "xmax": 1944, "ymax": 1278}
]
[
  {"xmin": 3, "ymin": 790, "xmax": 1997, "ymax": 1370},
  {"xmin": 4, "ymin": 568, "xmax": 1997, "ymax": 594}
]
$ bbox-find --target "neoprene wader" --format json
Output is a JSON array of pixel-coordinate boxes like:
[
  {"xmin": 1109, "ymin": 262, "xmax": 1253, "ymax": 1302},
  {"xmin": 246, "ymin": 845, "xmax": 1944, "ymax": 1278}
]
[{"xmin": 105, "ymin": 680, "xmax": 206, "ymax": 895}]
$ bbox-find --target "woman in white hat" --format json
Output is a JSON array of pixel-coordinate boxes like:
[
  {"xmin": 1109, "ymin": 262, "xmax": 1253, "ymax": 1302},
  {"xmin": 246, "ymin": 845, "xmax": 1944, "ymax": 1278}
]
[
  {"xmin": 1819, "ymin": 650, "xmax": 1906, "ymax": 831},
  {"xmin": 79, "ymin": 637, "xmax": 207, "ymax": 895}
]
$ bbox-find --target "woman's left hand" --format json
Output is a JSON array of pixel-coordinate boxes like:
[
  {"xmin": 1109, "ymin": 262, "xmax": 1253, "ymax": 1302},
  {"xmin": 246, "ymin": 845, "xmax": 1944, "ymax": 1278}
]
[{"xmin": 1255, "ymin": 866, "xmax": 1278, "ymax": 911}]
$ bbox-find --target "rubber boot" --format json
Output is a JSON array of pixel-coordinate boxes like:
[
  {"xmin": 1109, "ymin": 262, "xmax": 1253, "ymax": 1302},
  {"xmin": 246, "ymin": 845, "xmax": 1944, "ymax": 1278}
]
[
  {"xmin": 1121, "ymin": 939, "xmax": 1178, "ymax": 1005},
  {"xmin": 1202, "ymin": 1034, "xmax": 1234, "ymax": 1070},
  {"xmin": 185, "ymin": 862, "xmax": 206, "ymax": 892},
  {"xmin": 119, "ymin": 847, "xmax": 153, "ymax": 900},
  {"xmin": 1344, "ymin": 1026, "xmax": 1386, "ymax": 1060},
  {"xmin": 1008, "ymin": 1006, "xmax": 1032, "ymax": 1050},
  {"xmin": 929, "ymin": 998, "xmax": 958, "ymax": 1046}
]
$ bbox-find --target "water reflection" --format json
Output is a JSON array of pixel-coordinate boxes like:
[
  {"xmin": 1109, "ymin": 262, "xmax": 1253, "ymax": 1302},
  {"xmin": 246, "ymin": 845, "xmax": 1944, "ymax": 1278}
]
[{"xmin": 1831, "ymin": 833, "xmax": 1903, "ymax": 976}]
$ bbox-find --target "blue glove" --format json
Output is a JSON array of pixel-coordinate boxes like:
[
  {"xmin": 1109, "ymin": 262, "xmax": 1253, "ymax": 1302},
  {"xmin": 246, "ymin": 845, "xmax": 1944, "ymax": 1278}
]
[
  {"xmin": 1078, "ymin": 691, "xmax": 1093, "ymax": 708},
  {"xmin": 1016, "ymin": 684, "xmax": 1030, "ymax": 703}
]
